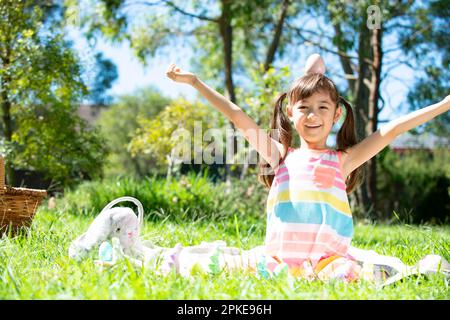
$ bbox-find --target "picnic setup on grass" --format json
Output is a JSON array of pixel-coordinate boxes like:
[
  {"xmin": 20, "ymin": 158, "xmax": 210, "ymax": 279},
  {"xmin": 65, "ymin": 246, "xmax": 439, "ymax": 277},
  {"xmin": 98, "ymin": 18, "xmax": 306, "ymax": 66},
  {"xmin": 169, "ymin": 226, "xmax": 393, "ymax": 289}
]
[
  {"xmin": 1, "ymin": 1, "xmax": 449, "ymax": 302},
  {"xmin": 1, "ymin": 169, "xmax": 448, "ymax": 287}
]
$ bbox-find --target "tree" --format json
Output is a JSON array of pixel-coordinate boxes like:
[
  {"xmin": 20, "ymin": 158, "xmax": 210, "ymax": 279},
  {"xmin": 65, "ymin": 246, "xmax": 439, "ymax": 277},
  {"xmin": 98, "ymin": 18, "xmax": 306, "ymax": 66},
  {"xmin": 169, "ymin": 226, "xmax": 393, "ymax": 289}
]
[
  {"xmin": 407, "ymin": 67, "xmax": 449, "ymax": 137},
  {"xmin": 87, "ymin": 52, "xmax": 119, "ymax": 106},
  {"xmin": 0, "ymin": 0, "xmax": 107, "ymax": 187},
  {"xmin": 401, "ymin": 0, "xmax": 449, "ymax": 138},
  {"xmin": 96, "ymin": 86, "xmax": 171, "ymax": 178},
  {"xmin": 129, "ymin": 98, "xmax": 221, "ymax": 179},
  {"xmin": 64, "ymin": 0, "xmax": 297, "ymax": 181},
  {"xmin": 284, "ymin": 0, "xmax": 445, "ymax": 220},
  {"xmin": 12, "ymin": 100, "xmax": 107, "ymax": 187}
]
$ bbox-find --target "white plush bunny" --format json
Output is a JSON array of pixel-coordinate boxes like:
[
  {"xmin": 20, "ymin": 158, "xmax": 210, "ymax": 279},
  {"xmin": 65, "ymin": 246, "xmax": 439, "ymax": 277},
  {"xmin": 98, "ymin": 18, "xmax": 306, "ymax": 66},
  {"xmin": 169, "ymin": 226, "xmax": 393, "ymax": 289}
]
[{"xmin": 68, "ymin": 196, "xmax": 144, "ymax": 260}]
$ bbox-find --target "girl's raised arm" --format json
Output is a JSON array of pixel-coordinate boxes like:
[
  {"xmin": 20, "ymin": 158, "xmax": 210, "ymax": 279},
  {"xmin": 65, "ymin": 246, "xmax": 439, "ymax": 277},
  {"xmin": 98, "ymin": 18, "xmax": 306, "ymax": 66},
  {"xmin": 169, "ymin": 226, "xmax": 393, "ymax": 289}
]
[
  {"xmin": 166, "ymin": 63, "xmax": 285, "ymax": 169},
  {"xmin": 341, "ymin": 96, "xmax": 450, "ymax": 179}
]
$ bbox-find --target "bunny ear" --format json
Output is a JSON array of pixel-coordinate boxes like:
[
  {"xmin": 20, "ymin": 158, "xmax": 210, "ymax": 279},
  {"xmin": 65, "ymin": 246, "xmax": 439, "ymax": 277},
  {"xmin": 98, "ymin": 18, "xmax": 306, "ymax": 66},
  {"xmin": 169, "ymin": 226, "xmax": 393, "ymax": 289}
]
[
  {"xmin": 304, "ymin": 53, "xmax": 326, "ymax": 75},
  {"xmin": 101, "ymin": 196, "xmax": 144, "ymax": 230}
]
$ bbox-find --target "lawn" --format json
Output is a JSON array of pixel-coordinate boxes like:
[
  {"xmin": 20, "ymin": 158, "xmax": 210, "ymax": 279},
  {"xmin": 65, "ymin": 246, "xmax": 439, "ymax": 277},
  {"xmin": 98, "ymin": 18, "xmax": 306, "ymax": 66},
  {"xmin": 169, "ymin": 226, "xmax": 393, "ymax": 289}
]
[{"xmin": 0, "ymin": 200, "xmax": 449, "ymax": 300}]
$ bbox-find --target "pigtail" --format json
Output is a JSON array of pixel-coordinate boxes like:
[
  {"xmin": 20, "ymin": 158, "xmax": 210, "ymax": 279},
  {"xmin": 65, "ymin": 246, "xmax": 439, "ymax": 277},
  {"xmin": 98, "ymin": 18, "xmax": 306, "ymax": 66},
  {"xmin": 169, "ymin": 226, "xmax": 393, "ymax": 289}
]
[
  {"xmin": 258, "ymin": 92, "xmax": 292, "ymax": 189},
  {"xmin": 336, "ymin": 96, "xmax": 364, "ymax": 193}
]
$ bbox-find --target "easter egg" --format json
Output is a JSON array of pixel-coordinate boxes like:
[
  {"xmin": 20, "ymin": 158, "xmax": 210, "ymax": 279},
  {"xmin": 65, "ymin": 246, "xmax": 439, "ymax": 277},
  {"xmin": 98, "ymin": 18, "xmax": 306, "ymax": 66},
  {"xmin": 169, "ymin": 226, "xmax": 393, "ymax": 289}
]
[{"xmin": 99, "ymin": 241, "xmax": 113, "ymax": 262}]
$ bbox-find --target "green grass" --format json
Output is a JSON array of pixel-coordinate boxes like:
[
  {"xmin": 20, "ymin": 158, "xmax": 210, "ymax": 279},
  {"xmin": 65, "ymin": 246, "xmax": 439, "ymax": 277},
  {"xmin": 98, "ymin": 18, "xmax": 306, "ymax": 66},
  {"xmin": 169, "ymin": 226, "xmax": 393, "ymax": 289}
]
[{"xmin": 1, "ymin": 203, "xmax": 449, "ymax": 300}]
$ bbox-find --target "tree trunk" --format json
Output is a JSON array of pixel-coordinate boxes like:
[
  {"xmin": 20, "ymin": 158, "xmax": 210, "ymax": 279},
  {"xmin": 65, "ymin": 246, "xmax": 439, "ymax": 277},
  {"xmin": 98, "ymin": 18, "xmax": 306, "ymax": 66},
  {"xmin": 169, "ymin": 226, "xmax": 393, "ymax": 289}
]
[
  {"xmin": 331, "ymin": 23, "xmax": 356, "ymax": 93},
  {"xmin": 333, "ymin": 19, "xmax": 384, "ymax": 220},
  {"xmin": 0, "ymin": 48, "xmax": 16, "ymax": 186},
  {"xmin": 329, "ymin": 20, "xmax": 372, "ymax": 214},
  {"xmin": 352, "ymin": 24, "xmax": 383, "ymax": 220},
  {"xmin": 366, "ymin": 26, "xmax": 383, "ymax": 219},
  {"xmin": 219, "ymin": 0, "xmax": 237, "ymax": 186},
  {"xmin": 353, "ymin": 24, "xmax": 372, "ymax": 215},
  {"xmin": 264, "ymin": 0, "xmax": 290, "ymax": 71}
]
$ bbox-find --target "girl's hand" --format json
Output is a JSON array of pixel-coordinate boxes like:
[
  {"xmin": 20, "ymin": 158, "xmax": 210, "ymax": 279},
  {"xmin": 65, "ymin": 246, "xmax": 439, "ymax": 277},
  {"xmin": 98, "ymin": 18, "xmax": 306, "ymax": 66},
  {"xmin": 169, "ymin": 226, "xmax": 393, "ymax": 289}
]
[{"xmin": 166, "ymin": 63, "xmax": 198, "ymax": 86}]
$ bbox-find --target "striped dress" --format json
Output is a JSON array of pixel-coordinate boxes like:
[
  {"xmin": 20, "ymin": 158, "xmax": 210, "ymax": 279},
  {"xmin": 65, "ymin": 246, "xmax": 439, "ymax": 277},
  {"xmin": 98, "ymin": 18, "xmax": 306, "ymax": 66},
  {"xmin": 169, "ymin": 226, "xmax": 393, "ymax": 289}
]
[{"xmin": 264, "ymin": 147, "xmax": 359, "ymax": 280}]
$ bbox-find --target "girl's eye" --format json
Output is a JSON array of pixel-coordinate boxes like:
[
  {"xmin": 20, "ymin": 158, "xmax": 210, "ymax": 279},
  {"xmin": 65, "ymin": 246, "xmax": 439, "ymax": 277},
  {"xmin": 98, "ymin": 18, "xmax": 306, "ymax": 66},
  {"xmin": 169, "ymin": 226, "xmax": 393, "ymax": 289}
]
[
  {"xmin": 320, "ymin": 106, "xmax": 328, "ymax": 109},
  {"xmin": 298, "ymin": 106, "xmax": 307, "ymax": 109}
]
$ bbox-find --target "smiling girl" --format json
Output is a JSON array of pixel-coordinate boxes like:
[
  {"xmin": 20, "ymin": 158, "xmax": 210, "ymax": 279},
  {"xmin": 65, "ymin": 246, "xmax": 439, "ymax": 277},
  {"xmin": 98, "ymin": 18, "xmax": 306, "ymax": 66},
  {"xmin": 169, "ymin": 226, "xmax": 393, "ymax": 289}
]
[{"xmin": 165, "ymin": 54, "xmax": 450, "ymax": 281}]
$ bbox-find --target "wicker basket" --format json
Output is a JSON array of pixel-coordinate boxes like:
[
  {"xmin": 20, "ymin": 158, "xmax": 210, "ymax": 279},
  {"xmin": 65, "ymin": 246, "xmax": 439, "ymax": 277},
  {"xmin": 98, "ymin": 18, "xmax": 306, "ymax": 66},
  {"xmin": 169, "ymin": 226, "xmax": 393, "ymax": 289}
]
[{"xmin": 0, "ymin": 157, "xmax": 47, "ymax": 235}]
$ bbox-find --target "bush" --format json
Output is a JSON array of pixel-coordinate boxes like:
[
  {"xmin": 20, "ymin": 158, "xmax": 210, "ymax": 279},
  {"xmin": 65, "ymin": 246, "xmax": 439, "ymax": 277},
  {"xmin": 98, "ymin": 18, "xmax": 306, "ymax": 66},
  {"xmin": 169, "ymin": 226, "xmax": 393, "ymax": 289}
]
[
  {"xmin": 61, "ymin": 170, "xmax": 267, "ymax": 223},
  {"xmin": 377, "ymin": 147, "xmax": 450, "ymax": 224},
  {"xmin": 61, "ymin": 147, "xmax": 449, "ymax": 226}
]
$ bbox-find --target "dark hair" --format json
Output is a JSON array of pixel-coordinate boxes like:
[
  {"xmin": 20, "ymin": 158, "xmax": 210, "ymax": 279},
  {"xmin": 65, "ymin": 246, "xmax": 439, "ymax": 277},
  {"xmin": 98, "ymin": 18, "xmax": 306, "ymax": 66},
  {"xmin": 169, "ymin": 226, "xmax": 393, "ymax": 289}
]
[{"xmin": 258, "ymin": 73, "xmax": 364, "ymax": 194}]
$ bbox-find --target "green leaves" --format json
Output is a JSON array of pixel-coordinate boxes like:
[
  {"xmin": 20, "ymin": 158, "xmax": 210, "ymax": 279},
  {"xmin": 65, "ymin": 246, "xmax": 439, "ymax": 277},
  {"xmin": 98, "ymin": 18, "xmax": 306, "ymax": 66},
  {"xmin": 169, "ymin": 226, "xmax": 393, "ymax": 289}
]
[
  {"xmin": 96, "ymin": 86, "xmax": 171, "ymax": 178},
  {"xmin": 377, "ymin": 147, "xmax": 450, "ymax": 224},
  {"xmin": 11, "ymin": 102, "xmax": 108, "ymax": 187},
  {"xmin": 129, "ymin": 97, "xmax": 220, "ymax": 170},
  {"xmin": 0, "ymin": 0, "xmax": 106, "ymax": 187}
]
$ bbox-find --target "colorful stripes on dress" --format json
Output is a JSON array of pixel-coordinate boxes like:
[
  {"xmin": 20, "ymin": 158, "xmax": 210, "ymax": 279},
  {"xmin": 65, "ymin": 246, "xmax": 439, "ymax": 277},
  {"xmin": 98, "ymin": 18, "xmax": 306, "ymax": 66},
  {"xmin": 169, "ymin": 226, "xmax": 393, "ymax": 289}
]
[{"xmin": 264, "ymin": 147, "xmax": 354, "ymax": 269}]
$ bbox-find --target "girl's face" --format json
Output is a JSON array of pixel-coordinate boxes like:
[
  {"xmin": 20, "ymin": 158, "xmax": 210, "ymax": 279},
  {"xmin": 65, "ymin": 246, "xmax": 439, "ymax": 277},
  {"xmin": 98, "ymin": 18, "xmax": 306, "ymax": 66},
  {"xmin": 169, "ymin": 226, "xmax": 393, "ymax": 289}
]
[{"xmin": 287, "ymin": 91, "xmax": 342, "ymax": 148}]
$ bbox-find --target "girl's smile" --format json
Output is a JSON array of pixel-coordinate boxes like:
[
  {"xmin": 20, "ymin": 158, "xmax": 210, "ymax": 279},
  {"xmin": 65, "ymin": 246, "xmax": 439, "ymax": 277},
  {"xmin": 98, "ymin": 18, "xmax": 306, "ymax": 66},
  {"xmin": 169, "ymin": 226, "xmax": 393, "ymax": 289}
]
[
  {"xmin": 287, "ymin": 91, "xmax": 342, "ymax": 148},
  {"xmin": 304, "ymin": 124, "xmax": 322, "ymax": 128}
]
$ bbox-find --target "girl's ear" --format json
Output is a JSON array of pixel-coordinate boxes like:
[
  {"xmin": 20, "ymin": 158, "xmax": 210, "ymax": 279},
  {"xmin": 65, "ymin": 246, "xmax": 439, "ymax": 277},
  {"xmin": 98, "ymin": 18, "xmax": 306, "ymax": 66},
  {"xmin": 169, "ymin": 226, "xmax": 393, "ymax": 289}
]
[
  {"xmin": 286, "ymin": 105, "xmax": 293, "ymax": 120},
  {"xmin": 333, "ymin": 106, "xmax": 343, "ymax": 124}
]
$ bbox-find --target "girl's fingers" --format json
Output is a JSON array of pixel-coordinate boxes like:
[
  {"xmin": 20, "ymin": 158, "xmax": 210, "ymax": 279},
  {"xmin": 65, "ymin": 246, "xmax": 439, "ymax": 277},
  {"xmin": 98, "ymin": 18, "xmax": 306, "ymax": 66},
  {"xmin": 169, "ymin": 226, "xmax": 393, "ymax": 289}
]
[
  {"xmin": 166, "ymin": 63, "xmax": 176, "ymax": 73},
  {"xmin": 166, "ymin": 69, "xmax": 174, "ymax": 79},
  {"xmin": 166, "ymin": 64, "xmax": 179, "ymax": 80},
  {"xmin": 166, "ymin": 63, "xmax": 190, "ymax": 82}
]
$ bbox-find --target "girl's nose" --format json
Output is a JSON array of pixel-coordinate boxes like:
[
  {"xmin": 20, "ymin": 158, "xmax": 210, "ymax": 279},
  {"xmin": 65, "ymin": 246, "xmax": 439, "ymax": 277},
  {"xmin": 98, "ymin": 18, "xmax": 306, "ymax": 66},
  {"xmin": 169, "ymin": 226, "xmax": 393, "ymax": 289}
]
[{"xmin": 307, "ymin": 112, "xmax": 317, "ymax": 119}]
